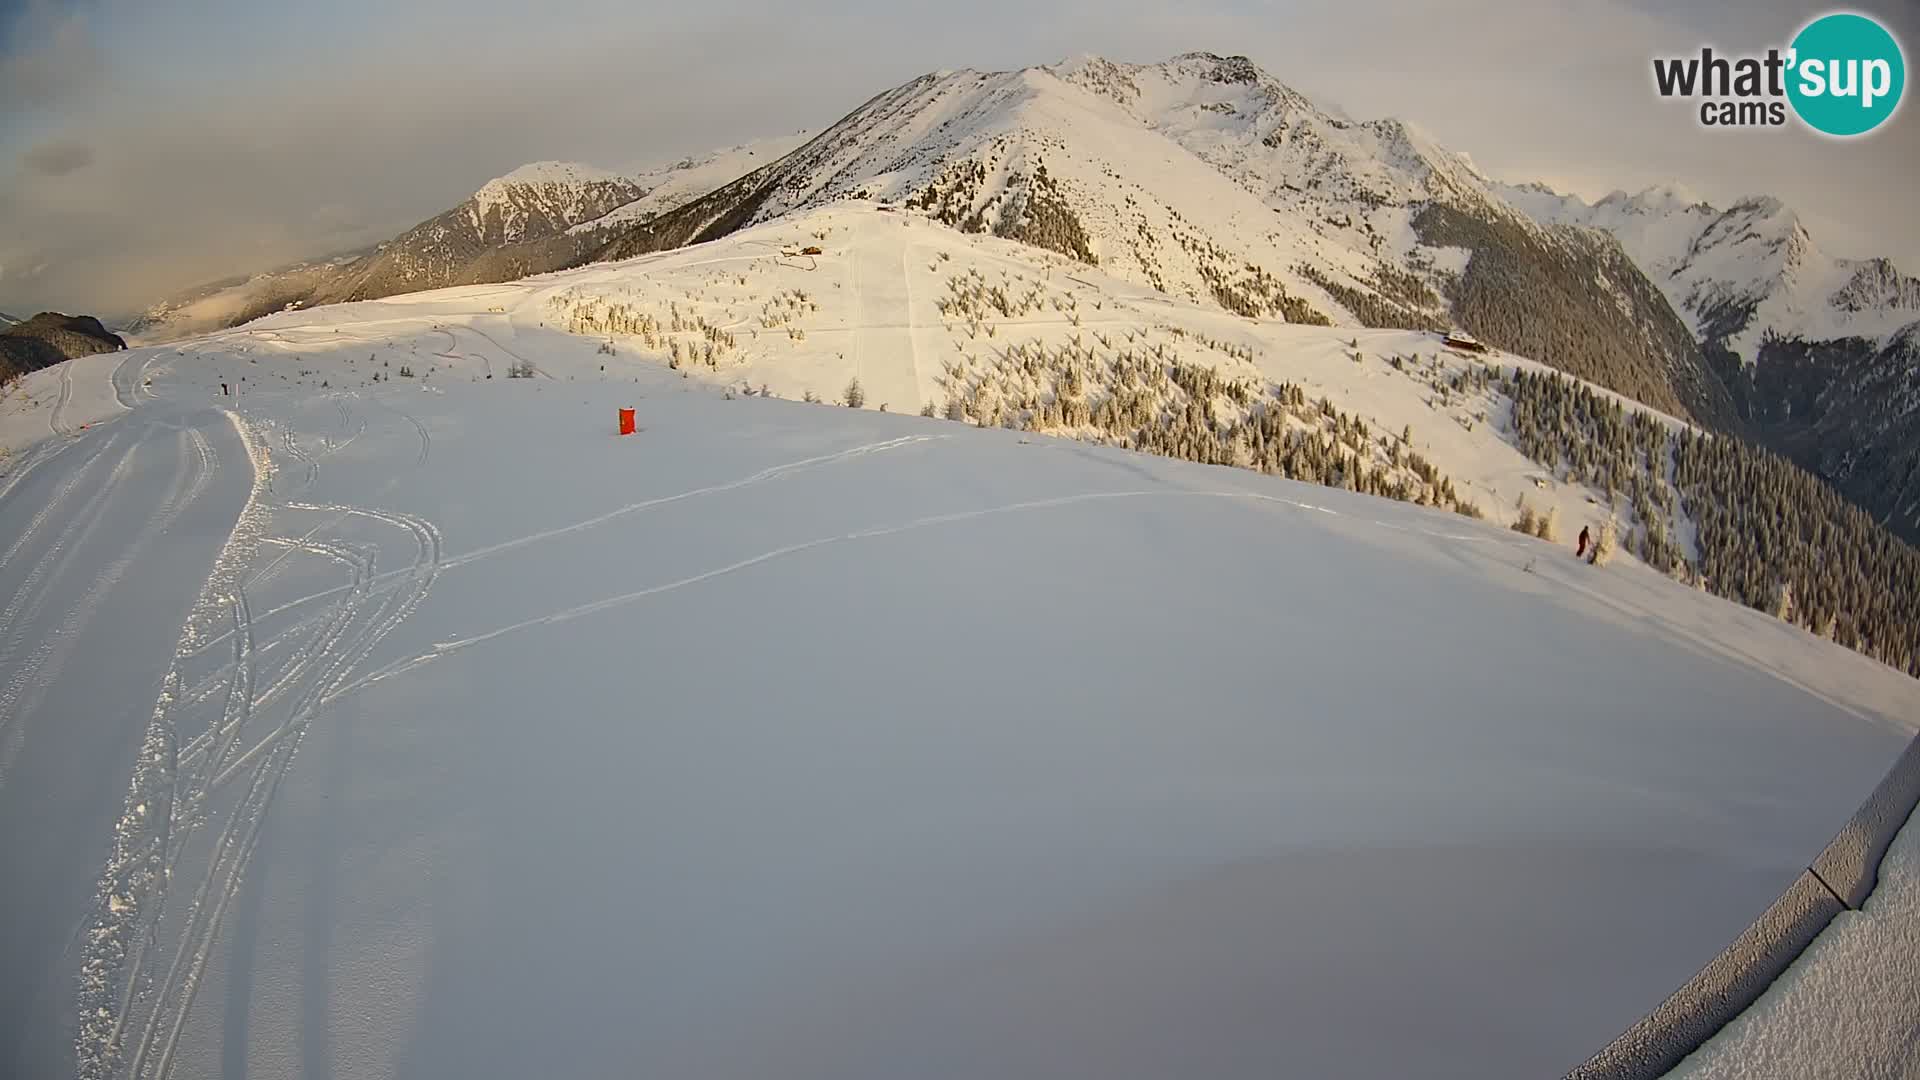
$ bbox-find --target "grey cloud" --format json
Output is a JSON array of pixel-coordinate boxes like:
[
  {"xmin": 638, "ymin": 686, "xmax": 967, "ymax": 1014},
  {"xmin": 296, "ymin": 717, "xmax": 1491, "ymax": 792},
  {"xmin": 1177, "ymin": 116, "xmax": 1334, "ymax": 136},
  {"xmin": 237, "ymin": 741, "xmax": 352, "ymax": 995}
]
[
  {"xmin": 20, "ymin": 137, "xmax": 93, "ymax": 176},
  {"xmin": 0, "ymin": 12, "xmax": 913, "ymax": 315},
  {"xmin": 308, "ymin": 203, "xmax": 367, "ymax": 237},
  {"xmin": 0, "ymin": 7, "xmax": 102, "ymax": 111}
]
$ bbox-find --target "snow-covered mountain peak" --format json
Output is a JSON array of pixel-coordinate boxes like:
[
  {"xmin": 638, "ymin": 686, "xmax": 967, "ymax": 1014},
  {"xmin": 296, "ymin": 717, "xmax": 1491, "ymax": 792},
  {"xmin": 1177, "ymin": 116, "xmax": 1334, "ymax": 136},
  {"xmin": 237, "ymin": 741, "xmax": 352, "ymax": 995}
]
[
  {"xmin": 1725, "ymin": 192, "xmax": 1788, "ymax": 216},
  {"xmin": 1509, "ymin": 174, "xmax": 1920, "ymax": 360},
  {"xmin": 1600, "ymin": 183, "xmax": 1712, "ymax": 215},
  {"xmin": 460, "ymin": 161, "xmax": 644, "ymax": 245},
  {"xmin": 1036, "ymin": 52, "xmax": 1497, "ymax": 216},
  {"xmin": 1048, "ymin": 52, "xmax": 1317, "ymax": 130},
  {"xmin": 472, "ymin": 161, "xmax": 628, "ymax": 222},
  {"xmin": 1048, "ymin": 52, "xmax": 1128, "ymax": 89},
  {"xmin": 571, "ymin": 132, "xmax": 816, "ymax": 237},
  {"xmin": 1481, "ymin": 165, "xmax": 1920, "ymax": 537},
  {"xmin": 1830, "ymin": 258, "xmax": 1920, "ymax": 315},
  {"xmin": 481, "ymin": 160, "xmax": 620, "ymax": 190},
  {"xmin": 585, "ymin": 50, "xmax": 1737, "ymax": 424},
  {"xmin": 1685, "ymin": 195, "xmax": 1813, "ymax": 296}
]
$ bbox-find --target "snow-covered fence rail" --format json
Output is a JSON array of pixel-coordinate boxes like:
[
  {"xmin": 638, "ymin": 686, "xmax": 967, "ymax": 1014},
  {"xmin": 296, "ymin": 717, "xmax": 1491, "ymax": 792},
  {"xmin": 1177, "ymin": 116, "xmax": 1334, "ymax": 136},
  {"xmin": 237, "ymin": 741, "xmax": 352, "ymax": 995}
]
[
  {"xmin": 1810, "ymin": 735, "xmax": 1920, "ymax": 910},
  {"xmin": 1564, "ymin": 732, "xmax": 1920, "ymax": 1080}
]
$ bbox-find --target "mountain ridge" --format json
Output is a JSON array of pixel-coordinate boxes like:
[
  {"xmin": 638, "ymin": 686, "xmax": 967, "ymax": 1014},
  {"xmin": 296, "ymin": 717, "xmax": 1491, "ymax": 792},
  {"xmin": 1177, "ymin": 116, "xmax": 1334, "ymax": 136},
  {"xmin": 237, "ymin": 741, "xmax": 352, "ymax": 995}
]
[
  {"xmin": 1497, "ymin": 180, "xmax": 1920, "ymax": 539},
  {"xmin": 128, "ymin": 137, "xmax": 810, "ymax": 341},
  {"xmin": 591, "ymin": 52, "xmax": 1735, "ymax": 428},
  {"xmin": 110, "ymin": 51, "xmax": 1918, "ymax": 536}
]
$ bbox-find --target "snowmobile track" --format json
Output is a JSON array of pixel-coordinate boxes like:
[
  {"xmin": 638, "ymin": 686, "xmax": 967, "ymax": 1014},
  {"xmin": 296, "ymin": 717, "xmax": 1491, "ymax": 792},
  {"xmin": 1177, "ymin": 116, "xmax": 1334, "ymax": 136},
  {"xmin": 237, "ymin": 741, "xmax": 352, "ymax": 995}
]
[
  {"xmin": 73, "ymin": 414, "xmax": 266, "ymax": 1080},
  {"xmin": 0, "ymin": 429, "xmax": 119, "ymax": 572},
  {"xmin": 182, "ymin": 432, "xmax": 924, "ymax": 704},
  {"xmin": 0, "ymin": 438, "xmax": 142, "ymax": 727},
  {"xmin": 50, "ymin": 364, "xmax": 74, "ymax": 437},
  {"xmin": 121, "ymin": 498, "xmax": 440, "ymax": 1080},
  {"xmin": 399, "ymin": 408, "xmax": 430, "ymax": 466},
  {"xmin": 112, "ymin": 352, "xmax": 152, "ymax": 410}
]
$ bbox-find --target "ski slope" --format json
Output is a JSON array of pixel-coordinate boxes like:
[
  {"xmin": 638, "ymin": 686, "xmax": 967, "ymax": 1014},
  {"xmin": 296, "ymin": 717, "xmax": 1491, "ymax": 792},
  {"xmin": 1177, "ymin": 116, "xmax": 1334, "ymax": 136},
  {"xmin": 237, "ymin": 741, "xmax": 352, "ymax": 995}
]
[
  {"xmin": 2, "ymin": 214, "xmax": 1918, "ymax": 1080},
  {"xmin": 0, "ymin": 384, "xmax": 257, "ymax": 1076}
]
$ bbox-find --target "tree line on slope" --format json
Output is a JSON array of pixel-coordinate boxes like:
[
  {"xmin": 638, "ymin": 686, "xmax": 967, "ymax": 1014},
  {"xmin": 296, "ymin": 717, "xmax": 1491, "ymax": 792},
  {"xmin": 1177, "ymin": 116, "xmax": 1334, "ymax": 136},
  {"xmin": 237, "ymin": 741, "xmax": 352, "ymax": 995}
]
[
  {"xmin": 906, "ymin": 159, "xmax": 1100, "ymax": 269},
  {"xmin": 1502, "ymin": 366, "xmax": 1920, "ymax": 678},
  {"xmin": 1709, "ymin": 328, "xmax": 1920, "ymax": 549},
  {"xmin": 1295, "ymin": 264, "xmax": 1446, "ymax": 333},
  {"xmin": 923, "ymin": 330, "xmax": 1484, "ymax": 519},
  {"xmin": 1410, "ymin": 203, "xmax": 1738, "ymax": 431}
]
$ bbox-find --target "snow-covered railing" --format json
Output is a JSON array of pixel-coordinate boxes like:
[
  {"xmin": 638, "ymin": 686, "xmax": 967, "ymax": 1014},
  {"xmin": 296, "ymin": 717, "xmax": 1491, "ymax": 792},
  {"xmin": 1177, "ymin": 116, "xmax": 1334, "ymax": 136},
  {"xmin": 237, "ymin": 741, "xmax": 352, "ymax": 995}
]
[{"xmin": 1564, "ymin": 732, "xmax": 1920, "ymax": 1079}]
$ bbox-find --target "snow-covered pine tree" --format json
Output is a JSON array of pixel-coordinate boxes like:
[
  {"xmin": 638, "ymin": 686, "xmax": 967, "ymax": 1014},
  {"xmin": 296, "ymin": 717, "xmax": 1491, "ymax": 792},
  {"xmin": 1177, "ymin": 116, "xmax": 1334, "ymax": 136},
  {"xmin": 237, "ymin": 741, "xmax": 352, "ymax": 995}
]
[
  {"xmin": 1592, "ymin": 519, "xmax": 1618, "ymax": 566},
  {"xmin": 1513, "ymin": 501, "xmax": 1539, "ymax": 536}
]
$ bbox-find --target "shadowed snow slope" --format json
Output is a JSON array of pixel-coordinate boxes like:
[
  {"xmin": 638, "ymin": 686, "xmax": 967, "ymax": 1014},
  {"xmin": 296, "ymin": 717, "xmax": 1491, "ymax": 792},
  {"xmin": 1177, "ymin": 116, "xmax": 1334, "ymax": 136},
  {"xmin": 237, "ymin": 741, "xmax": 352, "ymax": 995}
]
[{"xmin": 0, "ymin": 238, "xmax": 1916, "ymax": 1080}]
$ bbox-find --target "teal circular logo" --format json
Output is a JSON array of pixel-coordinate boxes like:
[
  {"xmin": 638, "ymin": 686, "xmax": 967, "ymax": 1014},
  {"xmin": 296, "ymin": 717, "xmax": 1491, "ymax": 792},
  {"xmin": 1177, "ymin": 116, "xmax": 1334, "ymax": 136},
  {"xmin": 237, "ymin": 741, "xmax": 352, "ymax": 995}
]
[{"xmin": 1787, "ymin": 12, "xmax": 1906, "ymax": 136}]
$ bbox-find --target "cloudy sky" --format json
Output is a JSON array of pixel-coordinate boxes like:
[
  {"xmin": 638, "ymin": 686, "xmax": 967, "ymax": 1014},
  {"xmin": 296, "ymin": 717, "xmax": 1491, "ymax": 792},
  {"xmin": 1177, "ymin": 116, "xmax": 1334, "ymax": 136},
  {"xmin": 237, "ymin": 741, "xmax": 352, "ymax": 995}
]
[{"xmin": 2, "ymin": 0, "xmax": 1915, "ymax": 317}]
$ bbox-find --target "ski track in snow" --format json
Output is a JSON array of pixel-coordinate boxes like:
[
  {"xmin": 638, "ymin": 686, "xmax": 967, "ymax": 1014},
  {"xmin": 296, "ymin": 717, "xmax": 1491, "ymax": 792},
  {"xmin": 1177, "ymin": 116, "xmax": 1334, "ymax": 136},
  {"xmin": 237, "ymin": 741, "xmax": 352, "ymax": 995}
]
[
  {"xmin": 112, "ymin": 352, "xmax": 153, "ymax": 410},
  {"xmin": 280, "ymin": 420, "xmax": 319, "ymax": 492},
  {"xmin": 69, "ymin": 400, "xmax": 446, "ymax": 1080},
  {"xmin": 398, "ymin": 406, "xmax": 430, "ymax": 466},
  {"xmin": 77, "ymin": 414, "xmax": 271, "ymax": 1080},
  {"xmin": 128, "ymin": 504, "xmax": 438, "ymax": 1080},
  {"xmin": 429, "ymin": 328, "xmax": 488, "ymax": 379},
  {"xmin": 176, "ymin": 430, "xmax": 937, "ymax": 667},
  {"xmin": 333, "ymin": 485, "xmax": 1487, "ymax": 699},
  {"xmin": 152, "ymin": 525, "xmax": 431, "ymax": 1080},
  {"xmin": 0, "ymin": 437, "xmax": 74, "ymax": 508},
  {"xmin": 0, "ymin": 428, "xmax": 217, "ymax": 785},
  {"xmin": 846, "ymin": 225, "xmax": 866, "ymax": 389},
  {"xmin": 463, "ymin": 321, "xmax": 543, "ymax": 379},
  {"xmin": 50, "ymin": 364, "xmax": 75, "ymax": 437},
  {"xmin": 0, "ymin": 439, "xmax": 144, "ymax": 777},
  {"xmin": 902, "ymin": 230, "xmax": 927, "ymax": 410},
  {"xmin": 236, "ymin": 419, "xmax": 319, "ymax": 593},
  {"xmin": 0, "ymin": 430, "xmax": 120, "ymax": 574},
  {"xmin": 443, "ymin": 431, "xmax": 932, "ymax": 569},
  {"xmin": 322, "ymin": 396, "xmax": 352, "ymax": 453},
  {"xmin": 240, "ymin": 397, "xmax": 372, "ymax": 593}
]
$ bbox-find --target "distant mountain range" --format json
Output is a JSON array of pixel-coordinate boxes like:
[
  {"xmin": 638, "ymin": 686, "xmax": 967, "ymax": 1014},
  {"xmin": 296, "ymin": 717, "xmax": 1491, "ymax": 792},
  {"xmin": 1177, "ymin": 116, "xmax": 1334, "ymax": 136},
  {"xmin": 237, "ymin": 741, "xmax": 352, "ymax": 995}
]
[
  {"xmin": 124, "ymin": 52, "xmax": 1920, "ymax": 538},
  {"xmin": 127, "ymin": 136, "xmax": 810, "ymax": 341},
  {"xmin": 1502, "ymin": 182, "xmax": 1920, "ymax": 537}
]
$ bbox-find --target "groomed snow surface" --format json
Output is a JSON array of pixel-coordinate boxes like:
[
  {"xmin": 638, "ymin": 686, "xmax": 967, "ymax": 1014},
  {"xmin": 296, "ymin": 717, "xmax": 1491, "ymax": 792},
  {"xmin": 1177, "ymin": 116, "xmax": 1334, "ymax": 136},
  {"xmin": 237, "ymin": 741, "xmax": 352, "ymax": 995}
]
[{"xmin": 3, "ymin": 209, "xmax": 1918, "ymax": 1079}]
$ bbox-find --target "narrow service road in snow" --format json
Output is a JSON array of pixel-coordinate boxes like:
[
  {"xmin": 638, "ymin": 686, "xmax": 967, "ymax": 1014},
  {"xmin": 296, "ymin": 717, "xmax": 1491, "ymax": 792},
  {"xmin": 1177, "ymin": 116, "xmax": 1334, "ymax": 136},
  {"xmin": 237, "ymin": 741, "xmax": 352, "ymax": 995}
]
[{"xmin": 0, "ymin": 404, "xmax": 254, "ymax": 1079}]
